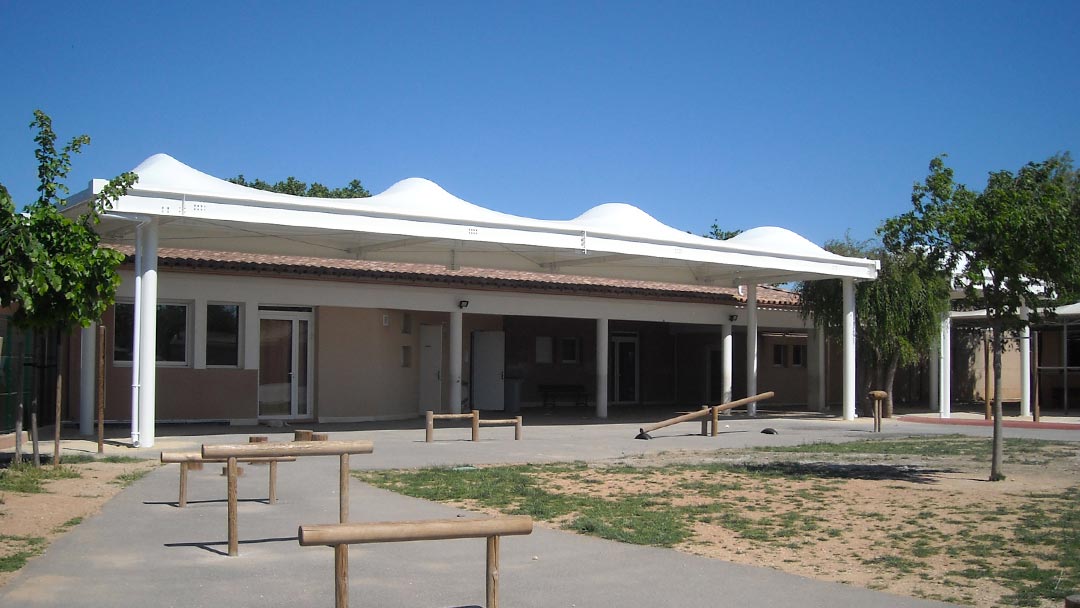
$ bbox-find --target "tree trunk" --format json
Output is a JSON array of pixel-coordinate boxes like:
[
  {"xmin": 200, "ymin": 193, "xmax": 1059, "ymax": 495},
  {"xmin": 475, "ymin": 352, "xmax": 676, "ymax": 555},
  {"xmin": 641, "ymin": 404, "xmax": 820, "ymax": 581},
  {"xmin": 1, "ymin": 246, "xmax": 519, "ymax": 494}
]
[
  {"xmin": 884, "ymin": 352, "xmax": 900, "ymax": 417},
  {"xmin": 990, "ymin": 321, "xmax": 1005, "ymax": 481},
  {"xmin": 13, "ymin": 331, "xmax": 24, "ymax": 464}
]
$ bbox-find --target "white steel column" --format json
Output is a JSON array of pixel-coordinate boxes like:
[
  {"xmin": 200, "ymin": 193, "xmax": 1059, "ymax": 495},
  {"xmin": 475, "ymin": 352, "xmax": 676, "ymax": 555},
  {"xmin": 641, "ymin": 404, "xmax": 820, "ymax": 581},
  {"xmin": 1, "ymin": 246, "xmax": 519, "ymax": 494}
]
[
  {"xmin": 130, "ymin": 225, "xmax": 143, "ymax": 445},
  {"xmin": 928, "ymin": 335, "xmax": 939, "ymax": 411},
  {"xmin": 595, "ymin": 318, "xmax": 608, "ymax": 418},
  {"xmin": 1020, "ymin": 306, "xmax": 1031, "ymax": 417},
  {"xmin": 449, "ymin": 310, "xmax": 463, "ymax": 414},
  {"xmin": 939, "ymin": 315, "xmax": 952, "ymax": 418},
  {"xmin": 721, "ymin": 320, "xmax": 733, "ymax": 404},
  {"xmin": 842, "ymin": 278, "xmax": 856, "ymax": 421},
  {"xmin": 79, "ymin": 324, "xmax": 96, "ymax": 435},
  {"xmin": 137, "ymin": 219, "xmax": 159, "ymax": 447},
  {"xmin": 746, "ymin": 285, "xmax": 758, "ymax": 416}
]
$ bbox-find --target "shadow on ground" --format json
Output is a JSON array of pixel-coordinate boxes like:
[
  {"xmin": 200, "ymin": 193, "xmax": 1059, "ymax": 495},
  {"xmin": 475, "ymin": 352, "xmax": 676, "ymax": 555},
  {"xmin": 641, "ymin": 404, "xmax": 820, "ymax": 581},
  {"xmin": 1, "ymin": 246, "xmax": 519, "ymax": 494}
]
[{"xmin": 733, "ymin": 461, "xmax": 953, "ymax": 484}]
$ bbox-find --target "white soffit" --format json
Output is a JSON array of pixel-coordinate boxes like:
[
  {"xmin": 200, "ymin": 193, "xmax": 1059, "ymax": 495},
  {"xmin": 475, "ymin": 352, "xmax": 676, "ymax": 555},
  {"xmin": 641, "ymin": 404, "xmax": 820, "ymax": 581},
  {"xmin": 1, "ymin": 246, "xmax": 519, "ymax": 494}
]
[{"xmin": 69, "ymin": 154, "xmax": 879, "ymax": 285}]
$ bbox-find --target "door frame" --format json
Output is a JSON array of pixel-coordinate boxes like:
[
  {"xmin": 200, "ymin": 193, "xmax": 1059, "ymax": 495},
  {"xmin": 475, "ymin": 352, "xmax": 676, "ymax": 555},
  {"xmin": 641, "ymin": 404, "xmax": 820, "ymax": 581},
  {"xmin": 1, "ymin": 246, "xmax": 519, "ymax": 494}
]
[
  {"xmin": 257, "ymin": 309, "xmax": 315, "ymax": 420},
  {"xmin": 610, "ymin": 334, "xmax": 640, "ymax": 404}
]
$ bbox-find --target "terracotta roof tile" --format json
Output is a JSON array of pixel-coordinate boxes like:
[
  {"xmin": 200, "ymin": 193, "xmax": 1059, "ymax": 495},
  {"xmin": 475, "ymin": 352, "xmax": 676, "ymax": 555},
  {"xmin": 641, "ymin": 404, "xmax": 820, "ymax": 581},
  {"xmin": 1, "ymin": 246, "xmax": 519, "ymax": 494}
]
[{"xmin": 107, "ymin": 245, "xmax": 800, "ymax": 308}]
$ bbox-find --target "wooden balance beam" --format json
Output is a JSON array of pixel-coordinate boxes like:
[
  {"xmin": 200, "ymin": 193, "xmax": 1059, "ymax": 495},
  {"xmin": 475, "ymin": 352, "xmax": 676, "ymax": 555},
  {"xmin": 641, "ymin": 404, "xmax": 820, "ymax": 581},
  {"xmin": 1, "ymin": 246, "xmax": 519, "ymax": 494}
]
[
  {"xmin": 636, "ymin": 391, "xmax": 775, "ymax": 439},
  {"xmin": 425, "ymin": 410, "xmax": 523, "ymax": 442},
  {"xmin": 159, "ymin": 451, "xmax": 297, "ymax": 508},
  {"xmin": 201, "ymin": 440, "xmax": 374, "ymax": 557},
  {"xmin": 299, "ymin": 515, "xmax": 534, "ymax": 608}
]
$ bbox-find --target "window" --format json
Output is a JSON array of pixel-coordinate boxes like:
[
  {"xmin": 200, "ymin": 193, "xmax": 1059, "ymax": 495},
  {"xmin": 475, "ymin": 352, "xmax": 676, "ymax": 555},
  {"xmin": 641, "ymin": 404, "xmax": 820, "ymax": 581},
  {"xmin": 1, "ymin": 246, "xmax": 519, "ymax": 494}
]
[
  {"xmin": 772, "ymin": 344, "xmax": 787, "ymax": 367},
  {"xmin": 559, "ymin": 337, "xmax": 580, "ymax": 364},
  {"xmin": 1068, "ymin": 333, "xmax": 1080, "ymax": 368},
  {"xmin": 114, "ymin": 302, "xmax": 189, "ymax": 365},
  {"xmin": 207, "ymin": 304, "xmax": 241, "ymax": 366},
  {"xmin": 535, "ymin": 336, "xmax": 553, "ymax": 363},
  {"xmin": 401, "ymin": 312, "xmax": 413, "ymax": 335},
  {"xmin": 791, "ymin": 344, "xmax": 806, "ymax": 367}
]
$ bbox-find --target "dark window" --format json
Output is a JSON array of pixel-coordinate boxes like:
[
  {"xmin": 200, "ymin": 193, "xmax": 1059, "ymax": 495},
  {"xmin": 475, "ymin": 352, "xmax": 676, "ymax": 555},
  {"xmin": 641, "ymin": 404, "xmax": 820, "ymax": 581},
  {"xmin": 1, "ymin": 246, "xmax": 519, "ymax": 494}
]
[
  {"xmin": 772, "ymin": 344, "xmax": 787, "ymax": 367},
  {"xmin": 792, "ymin": 344, "xmax": 806, "ymax": 367},
  {"xmin": 207, "ymin": 304, "xmax": 240, "ymax": 366},
  {"xmin": 1068, "ymin": 333, "xmax": 1080, "ymax": 367},
  {"xmin": 559, "ymin": 337, "xmax": 580, "ymax": 364},
  {"xmin": 114, "ymin": 302, "xmax": 189, "ymax": 364}
]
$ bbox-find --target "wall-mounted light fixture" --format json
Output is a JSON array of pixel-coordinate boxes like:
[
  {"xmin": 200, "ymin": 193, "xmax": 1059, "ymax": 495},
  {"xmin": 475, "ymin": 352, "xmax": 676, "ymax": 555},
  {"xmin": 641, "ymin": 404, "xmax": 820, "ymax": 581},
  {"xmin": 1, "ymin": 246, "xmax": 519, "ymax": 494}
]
[
  {"xmin": 729, "ymin": 314, "xmax": 738, "ymax": 323},
  {"xmin": 458, "ymin": 300, "xmax": 470, "ymax": 309}
]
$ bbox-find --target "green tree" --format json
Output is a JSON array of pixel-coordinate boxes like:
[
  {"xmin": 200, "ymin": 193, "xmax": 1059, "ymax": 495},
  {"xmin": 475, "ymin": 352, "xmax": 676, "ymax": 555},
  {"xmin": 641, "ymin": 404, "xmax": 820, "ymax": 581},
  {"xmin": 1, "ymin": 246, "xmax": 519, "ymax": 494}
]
[
  {"xmin": 798, "ymin": 236, "xmax": 950, "ymax": 416},
  {"xmin": 882, "ymin": 154, "xmax": 1080, "ymax": 481},
  {"xmin": 1, "ymin": 110, "xmax": 136, "ymax": 463},
  {"xmin": 229, "ymin": 174, "xmax": 371, "ymax": 198},
  {"xmin": 704, "ymin": 220, "xmax": 742, "ymax": 240}
]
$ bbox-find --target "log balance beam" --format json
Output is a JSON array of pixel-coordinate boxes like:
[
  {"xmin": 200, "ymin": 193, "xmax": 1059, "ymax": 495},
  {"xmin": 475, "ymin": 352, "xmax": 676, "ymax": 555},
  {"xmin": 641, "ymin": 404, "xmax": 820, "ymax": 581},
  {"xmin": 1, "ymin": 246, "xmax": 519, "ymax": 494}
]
[
  {"xmin": 201, "ymin": 439, "xmax": 374, "ymax": 557},
  {"xmin": 425, "ymin": 410, "xmax": 523, "ymax": 442},
  {"xmin": 636, "ymin": 391, "xmax": 775, "ymax": 439},
  {"xmin": 159, "ymin": 450, "xmax": 297, "ymax": 508},
  {"xmin": 299, "ymin": 515, "xmax": 533, "ymax": 608}
]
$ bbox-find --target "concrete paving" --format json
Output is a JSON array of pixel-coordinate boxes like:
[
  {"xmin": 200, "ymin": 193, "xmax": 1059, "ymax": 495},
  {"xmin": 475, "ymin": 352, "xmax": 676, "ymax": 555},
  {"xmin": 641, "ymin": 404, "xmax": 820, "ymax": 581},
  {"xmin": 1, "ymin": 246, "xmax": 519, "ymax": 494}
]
[{"xmin": 2, "ymin": 411, "xmax": 1077, "ymax": 607}]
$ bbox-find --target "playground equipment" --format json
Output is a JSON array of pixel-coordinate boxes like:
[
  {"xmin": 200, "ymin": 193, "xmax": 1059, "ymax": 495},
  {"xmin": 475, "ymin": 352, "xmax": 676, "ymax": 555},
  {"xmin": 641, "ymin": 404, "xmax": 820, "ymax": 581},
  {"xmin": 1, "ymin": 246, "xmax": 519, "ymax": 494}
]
[
  {"xmin": 635, "ymin": 391, "xmax": 775, "ymax": 439},
  {"xmin": 299, "ymin": 515, "xmax": 533, "ymax": 608},
  {"xmin": 425, "ymin": 410, "xmax": 523, "ymax": 442},
  {"xmin": 868, "ymin": 390, "xmax": 888, "ymax": 432}
]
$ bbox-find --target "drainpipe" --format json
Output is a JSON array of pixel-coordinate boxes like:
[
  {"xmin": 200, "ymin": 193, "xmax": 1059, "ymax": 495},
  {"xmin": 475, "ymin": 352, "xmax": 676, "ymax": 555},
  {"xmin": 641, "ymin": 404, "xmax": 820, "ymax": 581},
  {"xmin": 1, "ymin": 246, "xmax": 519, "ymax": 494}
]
[{"xmin": 103, "ymin": 213, "xmax": 153, "ymax": 446}]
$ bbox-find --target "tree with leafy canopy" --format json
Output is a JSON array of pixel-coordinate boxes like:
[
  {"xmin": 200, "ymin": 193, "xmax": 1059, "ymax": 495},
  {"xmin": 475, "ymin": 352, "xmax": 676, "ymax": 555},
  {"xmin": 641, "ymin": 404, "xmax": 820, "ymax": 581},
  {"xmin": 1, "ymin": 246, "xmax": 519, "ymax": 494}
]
[
  {"xmin": 1, "ymin": 110, "xmax": 137, "ymax": 462},
  {"xmin": 882, "ymin": 154, "xmax": 1080, "ymax": 481},
  {"xmin": 798, "ymin": 235, "xmax": 950, "ymax": 416},
  {"xmin": 229, "ymin": 174, "xmax": 371, "ymax": 198}
]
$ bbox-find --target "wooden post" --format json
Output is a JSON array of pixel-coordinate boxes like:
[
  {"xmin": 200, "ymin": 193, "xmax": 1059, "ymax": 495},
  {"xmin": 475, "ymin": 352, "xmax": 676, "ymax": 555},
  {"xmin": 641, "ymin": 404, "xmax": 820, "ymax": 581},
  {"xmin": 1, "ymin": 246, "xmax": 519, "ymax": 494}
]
[
  {"xmin": 471, "ymin": 410, "xmax": 480, "ymax": 442},
  {"xmin": 269, "ymin": 460, "xmax": 278, "ymax": 505},
  {"xmin": 179, "ymin": 462, "xmax": 189, "ymax": 507},
  {"xmin": 249, "ymin": 435, "xmax": 268, "ymax": 443},
  {"xmin": 31, "ymin": 411, "xmax": 41, "ymax": 466},
  {"xmin": 711, "ymin": 405, "xmax": 719, "ymax": 437},
  {"xmin": 339, "ymin": 453, "xmax": 349, "ymax": 523},
  {"xmin": 96, "ymin": 325, "xmax": 105, "ymax": 454},
  {"xmin": 514, "ymin": 416, "xmax": 523, "ymax": 440},
  {"xmin": 869, "ymin": 391, "xmax": 887, "ymax": 433},
  {"xmin": 54, "ymin": 374, "xmax": 63, "ymax": 465},
  {"xmin": 698, "ymin": 405, "xmax": 709, "ymax": 436},
  {"xmin": 425, "ymin": 410, "xmax": 434, "ymax": 443},
  {"xmin": 335, "ymin": 544, "xmax": 349, "ymax": 608},
  {"xmin": 1064, "ymin": 592, "xmax": 1080, "ymax": 608},
  {"xmin": 294, "ymin": 429, "xmax": 313, "ymax": 442},
  {"xmin": 312, "ymin": 433, "xmax": 329, "ymax": 442},
  {"xmin": 227, "ymin": 456, "xmax": 238, "ymax": 557},
  {"xmin": 486, "ymin": 534, "xmax": 500, "ymax": 608}
]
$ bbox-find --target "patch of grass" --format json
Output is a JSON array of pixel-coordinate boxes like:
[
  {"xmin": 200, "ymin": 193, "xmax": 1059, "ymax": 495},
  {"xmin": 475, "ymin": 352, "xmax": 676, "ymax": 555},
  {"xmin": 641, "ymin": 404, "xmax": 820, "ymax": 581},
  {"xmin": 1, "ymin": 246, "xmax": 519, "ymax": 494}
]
[
  {"xmin": 63, "ymin": 455, "xmax": 146, "ymax": 465},
  {"xmin": 0, "ymin": 463, "xmax": 81, "ymax": 493},
  {"xmin": 757, "ymin": 434, "xmax": 1074, "ymax": 462},
  {"xmin": 111, "ymin": 468, "xmax": 152, "ymax": 488},
  {"xmin": 863, "ymin": 554, "xmax": 926, "ymax": 574},
  {"xmin": 0, "ymin": 535, "xmax": 46, "ymax": 572}
]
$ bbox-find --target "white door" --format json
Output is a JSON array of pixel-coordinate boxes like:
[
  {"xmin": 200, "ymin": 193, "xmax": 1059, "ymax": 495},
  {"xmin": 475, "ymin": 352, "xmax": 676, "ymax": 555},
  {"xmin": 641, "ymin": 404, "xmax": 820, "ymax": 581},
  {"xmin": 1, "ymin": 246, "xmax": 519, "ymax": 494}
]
[
  {"xmin": 471, "ymin": 330, "xmax": 505, "ymax": 410},
  {"xmin": 258, "ymin": 311, "xmax": 314, "ymax": 419},
  {"xmin": 419, "ymin": 324, "xmax": 443, "ymax": 413}
]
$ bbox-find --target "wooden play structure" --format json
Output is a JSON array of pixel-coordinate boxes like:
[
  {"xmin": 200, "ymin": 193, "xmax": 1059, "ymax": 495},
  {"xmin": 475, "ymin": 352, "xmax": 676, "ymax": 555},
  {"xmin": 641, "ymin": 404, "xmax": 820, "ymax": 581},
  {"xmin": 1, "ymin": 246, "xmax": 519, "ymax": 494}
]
[
  {"xmin": 160, "ymin": 435, "xmax": 297, "ymax": 508},
  {"xmin": 635, "ymin": 391, "xmax": 775, "ymax": 439},
  {"xmin": 200, "ymin": 439, "xmax": 374, "ymax": 556},
  {"xmin": 299, "ymin": 515, "xmax": 534, "ymax": 608},
  {"xmin": 425, "ymin": 410, "xmax": 523, "ymax": 442}
]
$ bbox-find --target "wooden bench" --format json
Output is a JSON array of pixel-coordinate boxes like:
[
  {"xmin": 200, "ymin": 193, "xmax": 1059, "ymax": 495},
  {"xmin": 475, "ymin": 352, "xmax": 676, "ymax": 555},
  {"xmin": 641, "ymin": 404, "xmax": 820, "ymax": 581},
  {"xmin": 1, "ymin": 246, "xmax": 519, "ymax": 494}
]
[
  {"xmin": 201, "ymin": 439, "xmax": 374, "ymax": 556},
  {"xmin": 537, "ymin": 383, "xmax": 588, "ymax": 407},
  {"xmin": 299, "ymin": 515, "xmax": 533, "ymax": 608},
  {"xmin": 425, "ymin": 410, "xmax": 523, "ymax": 442}
]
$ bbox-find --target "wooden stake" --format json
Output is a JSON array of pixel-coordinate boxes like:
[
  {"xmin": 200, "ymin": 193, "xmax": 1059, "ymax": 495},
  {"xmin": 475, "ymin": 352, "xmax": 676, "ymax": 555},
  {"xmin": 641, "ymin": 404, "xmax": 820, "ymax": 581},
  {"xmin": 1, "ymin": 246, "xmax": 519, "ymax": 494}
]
[
  {"xmin": 471, "ymin": 410, "xmax": 480, "ymax": 442},
  {"xmin": 96, "ymin": 325, "xmax": 105, "ymax": 454},
  {"xmin": 53, "ymin": 373, "xmax": 62, "ymax": 465},
  {"xmin": 334, "ymin": 544, "xmax": 349, "ymax": 608},
  {"xmin": 984, "ymin": 330, "xmax": 991, "ymax": 420},
  {"xmin": 179, "ymin": 462, "xmax": 189, "ymax": 507},
  {"xmin": 486, "ymin": 535, "xmax": 500, "ymax": 608},
  {"xmin": 227, "ymin": 456, "xmax": 238, "ymax": 556},
  {"xmin": 293, "ymin": 429, "xmax": 313, "ymax": 442},
  {"xmin": 31, "ymin": 410, "xmax": 40, "ymax": 466},
  {"xmin": 425, "ymin": 410, "xmax": 434, "ymax": 442},
  {"xmin": 699, "ymin": 405, "xmax": 709, "ymax": 436},
  {"xmin": 711, "ymin": 405, "xmax": 719, "ymax": 437},
  {"xmin": 514, "ymin": 415, "xmax": 523, "ymax": 440},
  {"xmin": 269, "ymin": 460, "xmax": 277, "ymax": 505},
  {"xmin": 339, "ymin": 453, "xmax": 349, "ymax": 523}
]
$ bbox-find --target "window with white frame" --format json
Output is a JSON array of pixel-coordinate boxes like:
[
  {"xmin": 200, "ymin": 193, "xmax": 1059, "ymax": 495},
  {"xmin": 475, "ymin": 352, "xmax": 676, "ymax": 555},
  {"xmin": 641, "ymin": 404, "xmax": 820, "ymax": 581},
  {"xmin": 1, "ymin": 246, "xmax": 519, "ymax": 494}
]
[{"xmin": 114, "ymin": 302, "xmax": 190, "ymax": 365}]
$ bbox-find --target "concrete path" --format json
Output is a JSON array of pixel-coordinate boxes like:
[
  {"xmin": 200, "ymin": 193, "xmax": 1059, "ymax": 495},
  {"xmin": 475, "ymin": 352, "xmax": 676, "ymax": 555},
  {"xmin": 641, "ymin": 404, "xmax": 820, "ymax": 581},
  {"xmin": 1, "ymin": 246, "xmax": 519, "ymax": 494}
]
[{"xmin": 3, "ymin": 413, "xmax": 1077, "ymax": 607}]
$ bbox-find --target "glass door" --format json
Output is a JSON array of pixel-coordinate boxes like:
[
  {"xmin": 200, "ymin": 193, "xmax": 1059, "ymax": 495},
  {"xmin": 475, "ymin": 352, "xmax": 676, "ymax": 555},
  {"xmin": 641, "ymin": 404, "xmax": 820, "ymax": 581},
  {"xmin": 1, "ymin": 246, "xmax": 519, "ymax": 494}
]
[{"xmin": 258, "ymin": 312, "xmax": 312, "ymax": 419}]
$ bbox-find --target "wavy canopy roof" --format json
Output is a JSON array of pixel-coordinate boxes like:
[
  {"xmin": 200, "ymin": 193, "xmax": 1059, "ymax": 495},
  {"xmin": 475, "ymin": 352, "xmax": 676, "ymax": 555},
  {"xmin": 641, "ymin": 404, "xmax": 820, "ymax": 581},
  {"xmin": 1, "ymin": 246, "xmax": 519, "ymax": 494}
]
[{"xmin": 67, "ymin": 154, "xmax": 878, "ymax": 285}]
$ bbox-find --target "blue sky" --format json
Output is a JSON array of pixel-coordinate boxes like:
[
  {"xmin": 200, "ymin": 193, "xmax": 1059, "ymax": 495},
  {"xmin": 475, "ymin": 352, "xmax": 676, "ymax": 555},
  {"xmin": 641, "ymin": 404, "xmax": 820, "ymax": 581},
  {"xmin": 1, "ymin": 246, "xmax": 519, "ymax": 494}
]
[{"xmin": 2, "ymin": 1, "xmax": 1077, "ymax": 246}]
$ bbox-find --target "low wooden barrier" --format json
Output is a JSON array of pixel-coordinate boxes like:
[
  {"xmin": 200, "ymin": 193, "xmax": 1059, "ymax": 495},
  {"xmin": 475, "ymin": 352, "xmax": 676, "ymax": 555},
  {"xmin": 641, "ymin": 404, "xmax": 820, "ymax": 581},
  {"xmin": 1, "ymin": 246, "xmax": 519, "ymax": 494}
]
[
  {"xmin": 636, "ymin": 391, "xmax": 776, "ymax": 439},
  {"xmin": 299, "ymin": 515, "xmax": 533, "ymax": 608},
  {"xmin": 425, "ymin": 410, "xmax": 523, "ymax": 442},
  {"xmin": 159, "ymin": 451, "xmax": 296, "ymax": 507},
  {"xmin": 201, "ymin": 439, "xmax": 374, "ymax": 557}
]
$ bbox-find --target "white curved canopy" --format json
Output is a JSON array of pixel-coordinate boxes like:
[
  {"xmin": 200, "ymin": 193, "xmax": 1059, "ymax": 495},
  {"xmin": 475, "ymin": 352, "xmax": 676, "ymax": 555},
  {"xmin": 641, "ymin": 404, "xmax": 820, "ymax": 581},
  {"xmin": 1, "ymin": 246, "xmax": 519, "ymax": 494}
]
[{"xmin": 68, "ymin": 154, "xmax": 878, "ymax": 285}]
